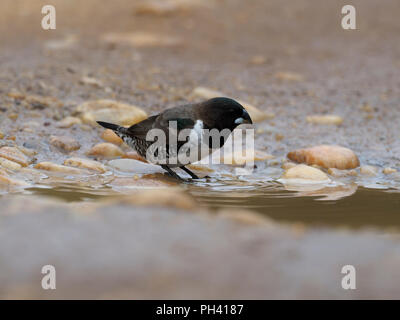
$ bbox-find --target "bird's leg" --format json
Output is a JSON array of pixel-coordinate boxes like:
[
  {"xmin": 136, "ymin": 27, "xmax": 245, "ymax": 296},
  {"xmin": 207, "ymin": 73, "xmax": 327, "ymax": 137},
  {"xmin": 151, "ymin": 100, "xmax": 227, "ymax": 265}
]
[
  {"xmin": 180, "ymin": 166, "xmax": 200, "ymax": 179},
  {"xmin": 161, "ymin": 165, "xmax": 185, "ymax": 181}
]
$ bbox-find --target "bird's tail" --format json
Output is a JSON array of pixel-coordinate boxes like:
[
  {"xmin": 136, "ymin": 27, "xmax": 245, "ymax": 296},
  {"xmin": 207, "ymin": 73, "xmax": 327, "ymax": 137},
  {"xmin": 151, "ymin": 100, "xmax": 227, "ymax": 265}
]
[{"xmin": 96, "ymin": 121, "xmax": 127, "ymax": 135}]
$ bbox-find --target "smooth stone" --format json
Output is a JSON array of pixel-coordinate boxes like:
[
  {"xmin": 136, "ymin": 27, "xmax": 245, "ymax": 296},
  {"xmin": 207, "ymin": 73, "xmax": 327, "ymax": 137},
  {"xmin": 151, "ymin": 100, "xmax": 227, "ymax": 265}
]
[
  {"xmin": 383, "ymin": 167, "xmax": 397, "ymax": 175},
  {"xmin": 306, "ymin": 115, "xmax": 343, "ymax": 125},
  {"xmin": 0, "ymin": 157, "xmax": 22, "ymax": 171},
  {"xmin": 101, "ymin": 129, "xmax": 123, "ymax": 145},
  {"xmin": 87, "ymin": 143, "xmax": 125, "ymax": 158},
  {"xmin": 8, "ymin": 93, "xmax": 63, "ymax": 109},
  {"xmin": 75, "ymin": 99, "xmax": 148, "ymax": 127},
  {"xmin": 17, "ymin": 145, "xmax": 37, "ymax": 157},
  {"xmin": 360, "ymin": 165, "xmax": 378, "ymax": 176},
  {"xmin": 282, "ymin": 164, "xmax": 330, "ymax": 182},
  {"xmin": 134, "ymin": 0, "xmax": 211, "ymax": 16},
  {"xmin": 57, "ymin": 116, "xmax": 82, "ymax": 128},
  {"xmin": 108, "ymin": 159, "xmax": 162, "ymax": 174},
  {"xmin": 64, "ymin": 157, "xmax": 106, "ymax": 173},
  {"xmin": 0, "ymin": 174, "xmax": 29, "ymax": 187},
  {"xmin": 281, "ymin": 161, "xmax": 297, "ymax": 170},
  {"xmin": 101, "ymin": 32, "xmax": 182, "ymax": 48},
  {"xmin": 34, "ymin": 162, "xmax": 83, "ymax": 174},
  {"xmin": 49, "ymin": 135, "xmax": 81, "ymax": 152},
  {"xmin": 0, "ymin": 147, "xmax": 32, "ymax": 167},
  {"xmin": 274, "ymin": 71, "xmax": 304, "ymax": 81},
  {"xmin": 287, "ymin": 145, "xmax": 359, "ymax": 170},
  {"xmin": 122, "ymin": 151, "xmax": 148, "ymax": 163},
  {"xmin": 327, "ymin": 168, "xmax": 357, "ymax": 177}
]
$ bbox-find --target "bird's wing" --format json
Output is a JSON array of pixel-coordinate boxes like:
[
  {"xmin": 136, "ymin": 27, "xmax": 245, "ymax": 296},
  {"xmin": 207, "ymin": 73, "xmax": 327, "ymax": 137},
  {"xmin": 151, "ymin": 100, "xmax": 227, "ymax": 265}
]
[{"xmin": 154, "ymin": 106, "xmax": 199, "ymax": 149}]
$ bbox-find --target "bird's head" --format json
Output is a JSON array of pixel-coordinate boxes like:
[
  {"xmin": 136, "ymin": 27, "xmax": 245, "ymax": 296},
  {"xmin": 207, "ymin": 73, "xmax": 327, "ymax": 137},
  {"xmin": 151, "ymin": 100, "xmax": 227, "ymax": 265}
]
[{"xmin": 200, "ymin": 97, "xmax": 253, "ymax": 131}]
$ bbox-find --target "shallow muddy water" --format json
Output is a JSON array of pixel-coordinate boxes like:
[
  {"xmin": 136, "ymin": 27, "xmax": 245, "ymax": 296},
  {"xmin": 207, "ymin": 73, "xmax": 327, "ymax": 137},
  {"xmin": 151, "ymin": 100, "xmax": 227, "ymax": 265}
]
[{"xmin": 24, "ymin": 175, "xmax": 400, "ymax": 231}]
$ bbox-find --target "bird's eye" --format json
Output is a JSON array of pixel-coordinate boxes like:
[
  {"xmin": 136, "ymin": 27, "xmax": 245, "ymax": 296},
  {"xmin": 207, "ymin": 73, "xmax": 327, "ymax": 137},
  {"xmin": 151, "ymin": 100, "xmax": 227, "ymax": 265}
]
[{"xmin": 234, "ymin": 117, "xmax": 244, "ymax": 124}]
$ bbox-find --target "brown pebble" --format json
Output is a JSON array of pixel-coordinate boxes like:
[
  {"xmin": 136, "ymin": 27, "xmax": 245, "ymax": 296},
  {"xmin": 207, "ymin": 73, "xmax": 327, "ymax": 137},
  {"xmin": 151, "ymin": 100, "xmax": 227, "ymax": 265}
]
[
  {"xmin": 282, "ymin": 164, "xmax": 330, "ymax": 181},
  {"xmin": 383, "ymin": 167, "xmax": 397, "ymax": 174},
  {"xmin": 306, "ymin": 115, "xmax": 343, "ymax": 125},
  {"xmin": 287, "ymin": 145, "xmax": 359, "ymax": 169},
  {"xmin": 327, "ymin": 168, "xmax": 357, "ymax": 177},
  {"xmin": 360, "ymin": 165, "xmax": 378, "ymax": 176},
  {"xmin": 87, "ymin": 143, "xmax": 125, "ymax": 158},
  {"xmin": 49, "ymin": 135, "xmax": 81, "ymax": 152},
  {"xmin": 76, "ymin": 99, "xmax": 147, "ymax": 127},
  {"xmin": 57, "ymin": 116, "xmax": 82, "ymax": 128},
  {"xmin": 275, "ymin": 71, "xmax": 304, "ymax": 81},
  {"xmin": 123, "ymin": 151, "xmax": 148, "ymax": 163},
  {"xmin": 0, "ymin": 157, "xmax": 22, "ymax": 171},
  {"xmin": 0, "ymin": 174, "xmax": 29, "ymax": 187},
  {"xmin": 63, "ymin": 157, "xmax": 106, "ymax": 173},
  {"xmin": 0, "ymin": 147, "xmax": 31, "ymax": 167},
  {"xmin": 35, "ymin": 162, "xmax": 83, "ymax": 174},
  {"xmin": 101, "ymin": 129, "xmax": 123, "ymax": 145},
  {"xmin": 8, "ymin": 113, "xmax": 18, "ymax": 121}
]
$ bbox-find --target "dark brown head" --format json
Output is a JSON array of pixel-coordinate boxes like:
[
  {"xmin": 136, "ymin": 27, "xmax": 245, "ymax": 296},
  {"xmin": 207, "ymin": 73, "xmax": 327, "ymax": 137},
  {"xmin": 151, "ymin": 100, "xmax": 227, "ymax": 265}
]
[{"xmin": 197, "ymin": 97, "xmax": 253, "ymax": 131}]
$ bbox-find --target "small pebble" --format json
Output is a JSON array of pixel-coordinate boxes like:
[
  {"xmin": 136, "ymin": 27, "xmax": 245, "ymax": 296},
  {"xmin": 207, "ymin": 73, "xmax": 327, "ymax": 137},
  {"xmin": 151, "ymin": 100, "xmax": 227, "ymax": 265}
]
[
  {"xmin": 0, "ymin": 157, "xmax": 22, "ymax": 171},
  {"xmin": 249, "ymin": 55, "xmax": 267, "ymax": 65},
  {"xmin": 328, "ymin": 168, "xmax": 357, "ymax": 177},
  {"xmin": 0, "ymin": 174, "xmax": 29, "ymax": 187},
  {"xmin": 306, "ymin": 115, "xmax": 343, "ymax": 125},
  {"xmin": 360, "ymin": 165, "xmax": 378, "ymax": 176},
  {"xmin": 35, "ymin": 162, "xmax": 83, "ymax": 174},
  {"xmin": 76, "ymin": 99, "xmax": 147, "ymax": 127},
  {"xmin": 64, "ymin": 157, "xmax": 106, "ymax": 173},
  {"xmin": 383, "ymin": 167, "xmax": 397, "ymax": 174},
  {"xmin": 287, "ymin": 145, "xmax": 359, "ymax": 169},
  {"xmin": 0, "ymin": 147, "xmax": 32, "ymax": 167},
  {"xmin": 79, "ymin": 76, "xmax": 103, "ymax": 88},
  {"xmin": 101, "ymin": 32, "xmax": 182, "ymax": 48},
  {"xmin": 282, "ymin": 164, "xmax": 330, "ymax": 181},
  {"xmin": 274, "ymin": 71, "xmax": 304, "ymax": 81},
  {"xmin": 134, "ymin": 1, "xmax": 190, "ymax": 16},
  {"xmin": 57, "ymin": 116, "xmax": 82, "ymax": 128},
  {"xmin": 88, "ymin": 143, "xmax": 125, "ymax": 158},
  {"xmin": 49, "ymin": 135, "xmax": 81, "ymax": 152},
  {"xmin": 123, "ymin": 151, "xmax": 148, "ymax": 163},
  {"xmin": 101, "ymin": 129, "xmax": 123, "ymax": 145},
  {"xmin": 281, "ymin": 161, "xmax": 297, "ymax": 170}
]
